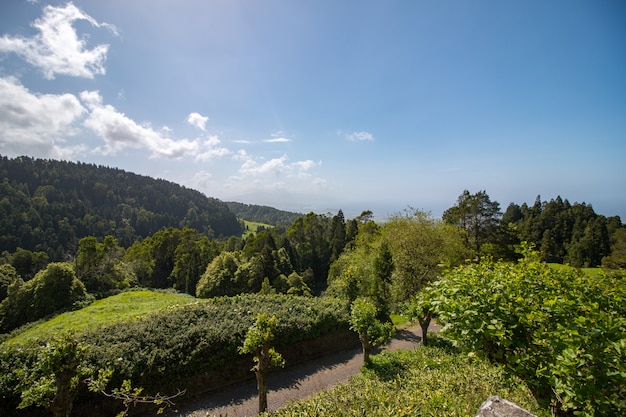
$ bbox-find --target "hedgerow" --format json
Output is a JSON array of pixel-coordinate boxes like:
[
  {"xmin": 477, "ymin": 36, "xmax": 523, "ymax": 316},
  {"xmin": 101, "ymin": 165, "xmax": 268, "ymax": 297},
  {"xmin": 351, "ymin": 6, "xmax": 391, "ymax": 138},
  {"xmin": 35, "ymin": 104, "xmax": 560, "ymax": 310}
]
[{"xmin": 0, "ymin": 294, "xmax": 350, "ymax": 416}]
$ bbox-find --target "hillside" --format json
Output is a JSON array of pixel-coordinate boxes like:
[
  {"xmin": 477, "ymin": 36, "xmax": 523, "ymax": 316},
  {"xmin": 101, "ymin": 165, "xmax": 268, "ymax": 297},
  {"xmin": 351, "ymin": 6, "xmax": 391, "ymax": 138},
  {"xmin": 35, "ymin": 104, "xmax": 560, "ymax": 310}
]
[
  {"xmin": 0, "ymin": 155, "xmax": 242, "ymax": 260},
  {"xmin": 226, "ymin": 201, "xmax": 303, "ymax": 228}
]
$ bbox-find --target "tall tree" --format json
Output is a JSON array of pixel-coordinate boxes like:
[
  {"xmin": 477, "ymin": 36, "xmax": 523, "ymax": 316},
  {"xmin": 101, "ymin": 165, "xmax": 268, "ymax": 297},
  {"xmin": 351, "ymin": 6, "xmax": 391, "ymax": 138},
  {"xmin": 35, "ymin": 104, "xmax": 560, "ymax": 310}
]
[
  {"xmin": 384, "ymin": 209, "xmax": 468, "ymax": 306},
  {"xmin": 443, "ymin": 190, "xmax": 501, "ymax": 253},
  {"xmin": 328, "ymin": 210, "xmax": 347, "ymax": 263}
]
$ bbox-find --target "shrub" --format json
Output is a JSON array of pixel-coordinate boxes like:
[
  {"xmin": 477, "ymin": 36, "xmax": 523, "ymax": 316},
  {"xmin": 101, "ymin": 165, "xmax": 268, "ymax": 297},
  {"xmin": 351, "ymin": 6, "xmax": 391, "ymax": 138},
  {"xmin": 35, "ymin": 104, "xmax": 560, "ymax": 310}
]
[{"xmin": 429, "ymin": 245, "xmax": 626, "ymax": 416}]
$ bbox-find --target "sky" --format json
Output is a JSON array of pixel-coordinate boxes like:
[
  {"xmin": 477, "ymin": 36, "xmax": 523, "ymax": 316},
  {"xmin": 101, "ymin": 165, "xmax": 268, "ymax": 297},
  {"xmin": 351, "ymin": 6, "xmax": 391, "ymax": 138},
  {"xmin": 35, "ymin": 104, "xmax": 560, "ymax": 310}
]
[{"xmin": 1, "ymin": 0, "xmax": 625, "ymax": 219}]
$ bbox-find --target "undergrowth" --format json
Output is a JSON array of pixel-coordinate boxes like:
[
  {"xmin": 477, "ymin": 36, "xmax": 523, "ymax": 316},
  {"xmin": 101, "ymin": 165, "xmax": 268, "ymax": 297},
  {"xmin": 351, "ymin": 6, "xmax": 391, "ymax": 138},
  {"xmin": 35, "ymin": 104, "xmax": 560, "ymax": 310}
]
[{"xmin": 266, "ymin": 341, "xmax": 548, "ymax": 417}]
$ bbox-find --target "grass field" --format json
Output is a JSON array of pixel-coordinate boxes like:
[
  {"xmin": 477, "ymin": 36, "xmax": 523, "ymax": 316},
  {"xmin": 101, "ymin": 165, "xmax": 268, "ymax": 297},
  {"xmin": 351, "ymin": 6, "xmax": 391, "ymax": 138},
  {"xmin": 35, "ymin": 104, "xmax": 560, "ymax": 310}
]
[
  {"xmin": 3, "ymin": 290, "xmax": 197, "ymax": 345},
  {"xmin": 241, "ymin": 219, "xmax": 273, "ymax": 238},
  {"xmin": 548, "ymin": 263, "xmax": 604, "ymax": 277}
]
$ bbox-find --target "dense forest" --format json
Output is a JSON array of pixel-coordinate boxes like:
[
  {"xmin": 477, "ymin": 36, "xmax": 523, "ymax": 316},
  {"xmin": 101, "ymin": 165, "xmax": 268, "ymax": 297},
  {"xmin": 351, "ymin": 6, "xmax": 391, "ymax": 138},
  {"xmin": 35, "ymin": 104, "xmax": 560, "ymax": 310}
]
[{"xmin": 0, "ymin": 155, "xmax": 243, "ymax": 260}]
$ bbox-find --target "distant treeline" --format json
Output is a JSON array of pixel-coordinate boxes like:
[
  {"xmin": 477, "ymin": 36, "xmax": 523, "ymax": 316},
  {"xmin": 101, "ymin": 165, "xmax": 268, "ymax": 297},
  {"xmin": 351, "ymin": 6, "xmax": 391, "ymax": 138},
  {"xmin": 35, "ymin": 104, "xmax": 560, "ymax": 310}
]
[
  {"xmin": 442, "ymin": 190, "xmax": 624, "ymax": 268},
  {"xmin": 226, "ymin": 201, "xmax": 303, "ymax": 230},
  {"xmin": 504, "ymin": 195, "xmax": 622, "ymax": 267},
  {"xmin": 0, "ymin": 155, "xmax": 243, "ymax": 260}
]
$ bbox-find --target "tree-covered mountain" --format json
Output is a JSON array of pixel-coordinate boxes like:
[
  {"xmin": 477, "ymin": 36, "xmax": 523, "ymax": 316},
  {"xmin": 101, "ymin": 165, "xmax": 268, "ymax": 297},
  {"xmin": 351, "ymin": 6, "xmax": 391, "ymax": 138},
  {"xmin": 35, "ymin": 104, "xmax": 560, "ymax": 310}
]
[
  {"xmin": 0, "ymin": 155, "xmax": 242, "ymax": 260},
  {"xmin": 226, "ymin": 201, "xmax": 302, "ymax": 228}
]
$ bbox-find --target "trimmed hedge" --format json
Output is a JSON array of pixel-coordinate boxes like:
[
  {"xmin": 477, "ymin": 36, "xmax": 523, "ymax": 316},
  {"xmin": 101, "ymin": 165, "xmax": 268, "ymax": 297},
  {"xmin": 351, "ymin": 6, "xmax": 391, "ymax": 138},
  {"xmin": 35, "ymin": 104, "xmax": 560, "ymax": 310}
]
[{"xmin": 0, "ymin": 294, "xmax": 352, "ymax": 416}]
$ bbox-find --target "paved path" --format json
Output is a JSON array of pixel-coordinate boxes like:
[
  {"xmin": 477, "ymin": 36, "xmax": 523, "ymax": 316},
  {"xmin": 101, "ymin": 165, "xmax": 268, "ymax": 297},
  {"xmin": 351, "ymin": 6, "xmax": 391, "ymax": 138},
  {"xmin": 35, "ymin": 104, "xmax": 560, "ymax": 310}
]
[{"xmin": 167, "ymin": 325, "xmax": 430, "ymax": 417}]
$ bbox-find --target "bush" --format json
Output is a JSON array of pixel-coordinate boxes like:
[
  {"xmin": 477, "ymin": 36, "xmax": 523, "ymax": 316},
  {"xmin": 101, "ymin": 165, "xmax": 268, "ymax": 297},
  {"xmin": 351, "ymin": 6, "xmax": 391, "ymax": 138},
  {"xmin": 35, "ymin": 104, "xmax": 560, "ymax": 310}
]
[{"xmin": 429, "ymin": 245, "xmax": 626, "ymax": 416}]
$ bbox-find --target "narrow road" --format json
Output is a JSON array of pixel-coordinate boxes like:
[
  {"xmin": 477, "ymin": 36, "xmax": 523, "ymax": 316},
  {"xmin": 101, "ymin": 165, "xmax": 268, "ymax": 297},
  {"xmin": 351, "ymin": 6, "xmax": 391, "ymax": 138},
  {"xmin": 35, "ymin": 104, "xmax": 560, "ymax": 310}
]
[{"xmin": 168, "ymin": 325, "xmax": 431, "ymax": 417}]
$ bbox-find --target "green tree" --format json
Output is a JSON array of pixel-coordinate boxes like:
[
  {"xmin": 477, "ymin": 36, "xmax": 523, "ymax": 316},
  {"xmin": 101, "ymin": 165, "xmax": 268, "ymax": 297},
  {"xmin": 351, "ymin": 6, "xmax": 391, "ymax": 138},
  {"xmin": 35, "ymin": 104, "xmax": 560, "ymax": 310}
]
[
  {"xmin": 17, "ymin": 334, "xmax": 90, "ymax": 417},
  {"xmin": 383, "ymin": 209, "xmax": 468, "ymax": 306},
  {"xmin": 443, "ymin": 190, "xmax": 501, "ymax": 253},
  {"xmin": 196, "ymin": 251, "xmax": 241, "ymax": 297},
  {"xmin": 0, "ymin": 262, "xmax": 87, "ymax": 333},
  {"xmin": 603, "ymin": 224, "xmax": 626, "ymax": 268},
  {"xmin": 239, "ymin": 314, "xmax": 285, "ymax": 414},
  {"xmin": 406, "ymin": 285, "xmax": 437, "ymax": 346},
  {"xmin": 0, "ymin": 263, "xmax": 18, "ymax": 302},
  {"xmin": 169, "ymin": 228, "xmax": 220, "ymax": 295},
  {"xmin": 10, "ymin": 247, "xmax": 49, "ymax": 280},
  {"xmin": 75, "ymin": 236, "xmax": 133, "ymax": 293},
  {"xmin": 328, "ymin": 210, "xmax": 347, "ymax": 263},
  {"xmin": 349, "ymin": 298, "xmax": 395, "ymax": 364}
]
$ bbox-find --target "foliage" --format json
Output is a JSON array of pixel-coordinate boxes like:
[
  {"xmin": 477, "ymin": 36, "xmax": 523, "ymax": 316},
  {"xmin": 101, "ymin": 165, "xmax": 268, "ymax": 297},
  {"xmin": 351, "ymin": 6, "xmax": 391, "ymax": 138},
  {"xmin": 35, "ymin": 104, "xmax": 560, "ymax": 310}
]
[
  {"xmin": 429, "ymin": 245, "xmax": 626, "ymax": 416},
  {"xmin": 265, "ymin": 344, "xmax": 546, "ymax": 417},
  {"xmin": 0, "ymin": 263, "xmax": 18, "ymax": 302},
  {"xmin": 240, "ymin": 314, "xmax": 285, "ymax": 370},
  {"xmin": 75, "ymin": 236, "xmax": 135, "ymax": 293},
  {"xmin": 87, "ymin": 371, "xmax": 186, "ymax": 417},
  {"xmin": 16, "ymin": 334, "xmax": 92, "ymax": 417},
  {"xmin": 349, "ymin": 298, "xmax": 395, "ymax": 364},
  {"xmin": 506, "ymin": 196, "xmax": 615, "ymax": 267},
  {"xmin": 405, "ymin": 285, "xmax": 438, "ymax": 346},
  {"xmin": 240, "ymin": 314, "xmax": 285, "ymax": 413},
  {"xmin": 603, "ymin": 225, "xmax": 626, "ymax": 268},
  {"xmin": 0, "ymin": 155, "xmax": 242, "ymax": 261},
  {"xmin": 328, "ymin": 209, "xmax": 468, "ymax": 314},
  {"xmin": 124, "ymin": 227, "xmax": 221, "ymax": 292},
  {"xmin": 382, "ymin": 209, "xmax": 469, "ymax": 306},
  {"xmin": 0, "ymin": 294, "xmax": 350, "ymax": 415},
  {"xmin": 443, "ymin": 189, "xmax": 502, "ymax": 253},
  {"xmin": 0, "ymin": 262, "xmax": 87, "ymax": 333}
]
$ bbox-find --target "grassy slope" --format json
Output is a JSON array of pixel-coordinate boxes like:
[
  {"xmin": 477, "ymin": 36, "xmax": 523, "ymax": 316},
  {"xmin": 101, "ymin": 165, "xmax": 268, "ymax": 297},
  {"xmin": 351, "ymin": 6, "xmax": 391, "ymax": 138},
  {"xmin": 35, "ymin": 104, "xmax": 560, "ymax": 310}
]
[
  {"xmin": 3, "ymin": 290, "xmax": 197, "ymax": 345},
  {"xmin": 269, "ymin": 343, "xmax": 548, "ymax": 417},
  {"xmin": 548, "ymin": 263, "xmax": 604, "ymax": 277},
  {"xmin": 242, "ymin": 219, "xmax": 273, "ymax": 238}
]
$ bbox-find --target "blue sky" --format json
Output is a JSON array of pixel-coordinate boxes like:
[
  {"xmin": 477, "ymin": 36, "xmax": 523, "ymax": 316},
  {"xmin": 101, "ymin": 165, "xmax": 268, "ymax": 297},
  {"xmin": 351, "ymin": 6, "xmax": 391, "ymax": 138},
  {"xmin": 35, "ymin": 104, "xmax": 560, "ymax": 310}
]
[{"xmin": 1, "ymin": 1, "xmax": 625, "ymax": 219}]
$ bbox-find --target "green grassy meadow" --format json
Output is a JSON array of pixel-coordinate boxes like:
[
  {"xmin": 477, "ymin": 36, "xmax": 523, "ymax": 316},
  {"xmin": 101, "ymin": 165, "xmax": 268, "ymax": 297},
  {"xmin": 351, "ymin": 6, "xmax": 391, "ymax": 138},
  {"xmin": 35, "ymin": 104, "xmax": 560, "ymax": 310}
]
[
  {"xmin": 242, "ymin": 219, "xmax": 273, "ymax": 238},
  {"xmin": 3, "ymin": 290, "xmax": 197, "ymax": 345}
]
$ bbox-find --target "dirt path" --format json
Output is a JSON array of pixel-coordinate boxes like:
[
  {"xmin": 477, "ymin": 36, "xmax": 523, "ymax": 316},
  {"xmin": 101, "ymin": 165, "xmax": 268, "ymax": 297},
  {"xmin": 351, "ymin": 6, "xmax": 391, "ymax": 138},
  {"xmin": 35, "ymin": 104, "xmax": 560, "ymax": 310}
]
[{"xmin": 167, "ymin": 325, "xmax": 432, "ymax": 417}]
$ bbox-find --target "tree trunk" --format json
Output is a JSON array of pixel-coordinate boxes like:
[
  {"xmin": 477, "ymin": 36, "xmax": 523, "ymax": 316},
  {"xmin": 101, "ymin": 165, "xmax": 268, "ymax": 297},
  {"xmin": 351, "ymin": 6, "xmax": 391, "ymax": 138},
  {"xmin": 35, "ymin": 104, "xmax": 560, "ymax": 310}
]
[
  {"xmin": 360, "ymin": 330, "xmax": 371, "ymax": 364},
  {"xmin": 419, "ymin": 311, "xmax": 432, "ymax": 346},
  {"xmin": 50, "ymin": 369, "xmax": 74, "ymax": 417},
  {"xmin": 256, "ymin": 370, "xmax": 268, "ymax": 413}
]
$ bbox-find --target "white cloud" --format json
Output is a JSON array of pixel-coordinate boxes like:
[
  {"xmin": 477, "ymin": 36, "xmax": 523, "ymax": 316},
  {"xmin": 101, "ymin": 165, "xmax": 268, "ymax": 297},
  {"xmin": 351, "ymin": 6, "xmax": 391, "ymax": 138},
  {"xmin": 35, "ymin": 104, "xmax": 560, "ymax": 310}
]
[
  {"xmin": 187, "ymin": 112, "xmax": 208, "ymax": 131},
  {"xmin": 195, "ymin": 136, "xmax": 230, "ymax": 161},
  {"xmin": 240, "ymin": 155, "xmax": 288, "ymax": 176},
  {"xmin": 192, "ymin": 170, "xmax": 214, "ymax": 190},
  {"xmin": 264, "ymin": 137, "xmax": 290, "ymax": 143},
  {"xmin": 80, "ymin": 90, "xmax": 199, "ymax": 158},
  {"xmin": 236, "ymin": 151, "xmax": 320, "ymax": 178},
  {"xmin": 346, "ymin": 131, "xmax": 374, "ymax": 141},
  {"xmin": 0, "ymin": 76, "xmax": 86, "ymax": 158},
  {"xmin": 294, "ymin": 160, "xmax": 317, "ymax": 171},
  {"xmin": 0, "ymin": 3, "xmax": 116, "ymax": 79}
]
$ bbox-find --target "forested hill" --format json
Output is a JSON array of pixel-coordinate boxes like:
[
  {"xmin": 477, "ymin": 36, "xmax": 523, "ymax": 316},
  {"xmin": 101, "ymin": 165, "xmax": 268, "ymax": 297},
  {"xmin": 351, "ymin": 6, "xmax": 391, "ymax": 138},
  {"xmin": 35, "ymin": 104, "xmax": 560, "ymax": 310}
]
[
  {"xmin": 0, "ymin": 155, "xmax": 242, "ymax": 260},
  {"xmin": 226, "ymin": 201, "xmax": 302, "ymax": 228}
]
